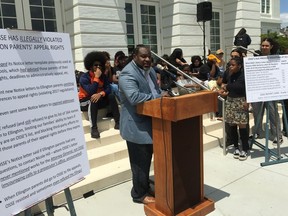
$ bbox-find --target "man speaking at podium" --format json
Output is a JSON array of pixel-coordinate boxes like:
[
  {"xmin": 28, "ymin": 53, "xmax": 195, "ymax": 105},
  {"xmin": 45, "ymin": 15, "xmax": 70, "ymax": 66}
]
[{"xmin": 118, "ymin": 44, "xmax": 166, "ymax": 204}]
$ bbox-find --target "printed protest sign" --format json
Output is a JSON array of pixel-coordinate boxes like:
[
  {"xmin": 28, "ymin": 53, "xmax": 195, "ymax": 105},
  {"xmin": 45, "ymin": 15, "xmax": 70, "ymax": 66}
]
[
  {"xmin": 244, "ymin": 55, "xmax": 288, "ymax": 103},
  {"xmin": 0, "ymin": 29, "xmax": 89, "ymax": 216}
]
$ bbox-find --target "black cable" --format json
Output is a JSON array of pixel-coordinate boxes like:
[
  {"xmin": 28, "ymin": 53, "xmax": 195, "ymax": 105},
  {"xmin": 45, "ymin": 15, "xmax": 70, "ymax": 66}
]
[{"xmin": 197, "ymin": 22, "xmax": 203, "ymax": 32}]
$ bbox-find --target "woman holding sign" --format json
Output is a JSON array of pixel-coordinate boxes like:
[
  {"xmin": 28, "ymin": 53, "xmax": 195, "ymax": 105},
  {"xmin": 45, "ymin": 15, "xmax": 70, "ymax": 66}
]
[{"xmin": 250, "ymin": 38, "xmax": 282, "ymax": 144}]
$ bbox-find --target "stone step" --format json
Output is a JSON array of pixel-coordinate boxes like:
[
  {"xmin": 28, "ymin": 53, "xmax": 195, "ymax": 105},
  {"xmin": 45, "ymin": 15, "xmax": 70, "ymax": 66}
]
[
  {"xmin": 87, "ymin": 140, "xmax": 128, "ymax": 169},
  {"xmin": 82, "ymin": 116, "xmax": 117, "ymax": 134},
  {"xmin": 203, "ymin": 117, "xmax": 224, "ymax": 133},
  {"xmin": 85, "ymin": 129, "xmax": 123, "ymax": 151},
  {"xmin": 30, "ymin": 131, "xmax": 221, "ymax": 215},
  {"xmin": 203, "ymin": 131, "xmax": 223, "ymax": 151},
  {"xmin": 28, "ymin": 110, "xmax": 228, "ymax": 214},
  {"xmin": 29, "ymin": 158, "xmax": 132, "ymax": 214},
  {"xmin": 54, "ymin": 158, "xmax": 132, "ymax": 205},
  {"xmin": 25, "ymin": 102, "xmax": 287, "ymax": 215}
]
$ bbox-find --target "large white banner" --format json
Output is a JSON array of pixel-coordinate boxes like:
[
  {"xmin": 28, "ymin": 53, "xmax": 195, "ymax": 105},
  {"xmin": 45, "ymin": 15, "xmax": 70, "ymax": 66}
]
[
  {"xmin": 0, "ymin": 29, "xmax": 89, "ymax": 216},
  {"xmin": 244, "ymin": 55, "xmax": 288, "ymax": 103}
]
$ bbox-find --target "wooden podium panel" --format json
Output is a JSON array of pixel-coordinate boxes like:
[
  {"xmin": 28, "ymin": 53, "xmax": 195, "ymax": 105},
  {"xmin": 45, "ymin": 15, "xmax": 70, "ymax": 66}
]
[
  {"xmin": 137, "ymin": 90, "xmax": 218, "ymax": 122},
  {"xmin": 137, "ymin": 91, "xmax": 217, "ymax": 216}
]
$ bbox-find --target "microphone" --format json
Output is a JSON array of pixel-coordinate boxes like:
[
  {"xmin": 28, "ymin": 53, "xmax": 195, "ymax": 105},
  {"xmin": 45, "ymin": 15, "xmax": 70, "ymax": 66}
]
[
  {"xmin": 156, "ymin": 64, "xmax": 165, "ymax": 70},
  {"xmin": 156, "ymin": 64, "xmax": 177, "ymax": 80},
  {"xmin": 156, "ymin": 64, "xmax": 177, "ymax": 91},
  {"xmin": 161, "ymin": 69, "xmax": 177, "ymax": 80},
  {"xmin": 152, "ymin": 51, "xmax": 208, "ymax": 90}
]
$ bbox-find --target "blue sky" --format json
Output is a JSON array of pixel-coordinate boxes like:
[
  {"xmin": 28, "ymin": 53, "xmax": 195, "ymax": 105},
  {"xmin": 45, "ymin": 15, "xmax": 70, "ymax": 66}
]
[
  {"xmin": 280, "ymin": 0, "xmax": 288, "ymax": 13},
  {"xmin": 280, "ymin": 0, "xmax": 288, "ymax": 27}
]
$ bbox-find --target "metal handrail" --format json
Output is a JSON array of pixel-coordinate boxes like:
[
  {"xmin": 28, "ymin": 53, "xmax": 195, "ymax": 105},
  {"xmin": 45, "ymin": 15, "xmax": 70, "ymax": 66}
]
[
  {"xmin": 151, "ymin": 50, "xmax": 209, "ymax": 90},
  {"xmin": 217, "ymin": 96, "xmax": 226, "ymax": 155},
  {"xmin": 151, "ymin": 50, "xmax": 227, "ymax": 154}
]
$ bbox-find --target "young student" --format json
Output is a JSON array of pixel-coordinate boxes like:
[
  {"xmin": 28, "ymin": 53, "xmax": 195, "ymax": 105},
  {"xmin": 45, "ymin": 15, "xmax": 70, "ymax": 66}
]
[
  {"xmin": 222, "ymin": 48, "xmax": 244, "ymax": 145},
  {"xmin": 189, "ymin": 55, "xmax": 203, "ymax": 76},
  {"xmin": 208, "ymin": 74, "xmax": 224, "ymax": 118},
  {"xmin": 176, "ymin": 64, "xmax": 201, "ymax": 90},
  {"xmin": 220, "ymin": 57, "xmax": 249, "ymax": 160},
  {"xmin": 78, "ymin": 51, "xmax": 120, "ymax": 138},
  {"xmin": 215, "ymin": 49, "xmax": 226, "ymax": 74},
  {"xmin": 198, "ymin": 54, "xmax": 220, "ymax": 81},
  {"xmin": 111, "ymin": 54, "xmax": 127, "ymax": 100},
  {"xmin": 168, "ymin": 48, "xmax": 188, "ymax": 76},
  {"xmin": 155, "ymin": 54, "xmax": 177, "ymax": 90},
  {"xmin": 169, "ymin": 48, "xmax": 188, "ymax": 67}
]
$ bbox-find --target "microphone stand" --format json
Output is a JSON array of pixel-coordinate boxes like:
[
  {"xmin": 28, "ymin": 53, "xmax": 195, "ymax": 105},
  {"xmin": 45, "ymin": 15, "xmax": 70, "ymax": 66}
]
[
  {"xmin": 151, "ymin": 50, "xmax": 209, "ymax": 90},
  {"xmin": 203, "ymin": 20, "xmax": 206, "ymax": 63},
  {"xmin": 152, "ymin": 50, "xmax": 229, "ymax": 150}
]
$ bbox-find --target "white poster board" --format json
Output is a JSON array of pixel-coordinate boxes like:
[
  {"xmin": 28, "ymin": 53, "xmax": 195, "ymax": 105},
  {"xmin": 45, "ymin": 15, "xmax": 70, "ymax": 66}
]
[
  {"xmin": 244, "ymin": 55, "xmax": 288, "ymax": 103},
  {"xmin": 0, "ymin": 29, "xmax": 89, "ymax": 216}
]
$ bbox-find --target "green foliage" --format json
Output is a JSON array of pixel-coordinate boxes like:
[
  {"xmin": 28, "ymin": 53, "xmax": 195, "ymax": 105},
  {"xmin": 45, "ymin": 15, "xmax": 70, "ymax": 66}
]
[{"xmin": 261, "ymin": 32, "xmax": 288, "ymax": 54}]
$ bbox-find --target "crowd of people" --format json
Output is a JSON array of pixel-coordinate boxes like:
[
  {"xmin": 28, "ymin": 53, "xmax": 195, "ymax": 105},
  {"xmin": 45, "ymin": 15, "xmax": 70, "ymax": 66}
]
[
  {"xmin": 76, "ymin": 33, "xmax": 287, "ymax": 204},
  {"xmin": 76, "ymin": 46, "xmax": 227, "ymax": 139}
]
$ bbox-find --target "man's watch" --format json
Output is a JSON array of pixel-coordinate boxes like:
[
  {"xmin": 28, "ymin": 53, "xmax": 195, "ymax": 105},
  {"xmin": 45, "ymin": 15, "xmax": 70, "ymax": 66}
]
[{"xmin": 99, "ymin": 91, "xmax": 104, "ymax": 97}]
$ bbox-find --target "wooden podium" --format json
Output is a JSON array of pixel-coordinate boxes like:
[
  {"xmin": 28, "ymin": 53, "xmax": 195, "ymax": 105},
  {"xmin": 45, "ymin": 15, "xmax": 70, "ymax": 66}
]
[{"xmin": 137, "ymin": 91, "xmax": 217, "ymax": 216}]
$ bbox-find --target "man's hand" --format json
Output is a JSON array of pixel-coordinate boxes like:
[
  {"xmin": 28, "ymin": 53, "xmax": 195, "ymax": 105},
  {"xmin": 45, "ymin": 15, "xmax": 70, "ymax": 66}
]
[
  {"xmin": 218, "ymin": 89, "xmax": 228, "ymax": 97},
  {"xmin": 221, "ymin": 84, "xmax": 227, "ymax": 91},
  {"xmin": 243, "ymin": 102, "xmax": 249, "ymax": 111},
  {"xmin": 91, "ymin": 93, "xmax": 102, "ymax": 103},
  {"xmin": 161, "ymin": 91, "xmax": 171, "ymax": 97},
  {"xmin": 94, "ymin": 68, "xmax": 102, "ymax": 78}
]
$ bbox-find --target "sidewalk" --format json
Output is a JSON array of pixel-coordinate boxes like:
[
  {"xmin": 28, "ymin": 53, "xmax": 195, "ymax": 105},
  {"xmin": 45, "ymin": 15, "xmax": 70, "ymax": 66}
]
[{"xmin": 42, "ymin": 141, "xmax": 288, "ymax": 216}]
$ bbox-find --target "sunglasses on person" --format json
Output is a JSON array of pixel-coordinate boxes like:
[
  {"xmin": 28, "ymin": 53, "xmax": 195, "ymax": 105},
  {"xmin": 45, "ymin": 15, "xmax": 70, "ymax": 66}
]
[{"xmin": 93, "ymin": 63, "xmax": 103, "ymax": 70}]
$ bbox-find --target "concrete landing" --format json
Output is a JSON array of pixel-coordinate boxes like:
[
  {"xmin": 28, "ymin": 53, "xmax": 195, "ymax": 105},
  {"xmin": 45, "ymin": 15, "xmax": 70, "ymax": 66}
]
[{"xmin": 38, "ymin": 140, "xmax": 288, "ymax": 216}]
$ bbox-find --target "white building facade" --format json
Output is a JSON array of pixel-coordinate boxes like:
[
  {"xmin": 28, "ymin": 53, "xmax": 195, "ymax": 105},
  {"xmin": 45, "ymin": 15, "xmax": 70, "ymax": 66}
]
[{"xmin": 0, "ymin": 0, "xmax": 281, "ymax": 70}]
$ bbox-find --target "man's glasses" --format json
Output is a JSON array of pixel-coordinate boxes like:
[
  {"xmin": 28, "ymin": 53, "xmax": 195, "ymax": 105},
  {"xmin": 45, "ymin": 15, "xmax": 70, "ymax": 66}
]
[{"xmin": 93, "ymin": 63, "xmax": 103, "ymax": 70}]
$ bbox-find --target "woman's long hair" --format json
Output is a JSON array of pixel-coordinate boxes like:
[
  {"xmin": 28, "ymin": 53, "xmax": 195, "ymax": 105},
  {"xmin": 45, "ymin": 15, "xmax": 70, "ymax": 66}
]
[
  {"xmin": 169, "ymin": 48, "xmax": 186, "ymax": 67},
  {"xmin": 261, "ymin": 37, "xmax": 279, "ymax": 55}
]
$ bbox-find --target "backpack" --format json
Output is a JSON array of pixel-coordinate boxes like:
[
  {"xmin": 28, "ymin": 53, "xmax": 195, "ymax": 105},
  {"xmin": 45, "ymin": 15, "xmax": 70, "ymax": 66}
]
[
  {"xmin": 234, "ymin": 36, "xmax": 245, "ymax": 47},
  {"xmin": 75, "ymin": 70, "xmax": 85, "ymax": 87},
  {"xmin": 234, "ymin": 34, "xmax": 251, "ymax": 48}
]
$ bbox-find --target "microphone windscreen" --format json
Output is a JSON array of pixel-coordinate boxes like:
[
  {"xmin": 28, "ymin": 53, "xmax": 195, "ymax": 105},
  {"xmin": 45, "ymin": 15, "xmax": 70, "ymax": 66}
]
[{"xmin": 156, "ymin": 64, "xmax": 164, "ymax": 70}]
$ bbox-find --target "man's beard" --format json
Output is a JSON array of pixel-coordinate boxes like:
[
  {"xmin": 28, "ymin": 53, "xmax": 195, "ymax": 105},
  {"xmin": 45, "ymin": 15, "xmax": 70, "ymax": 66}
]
[{"xmin": 143, "ymin": 66, "xmax": 151, "ymax": 72}]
